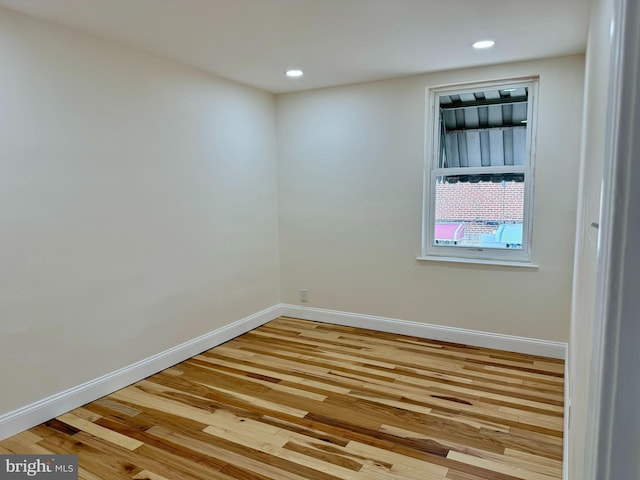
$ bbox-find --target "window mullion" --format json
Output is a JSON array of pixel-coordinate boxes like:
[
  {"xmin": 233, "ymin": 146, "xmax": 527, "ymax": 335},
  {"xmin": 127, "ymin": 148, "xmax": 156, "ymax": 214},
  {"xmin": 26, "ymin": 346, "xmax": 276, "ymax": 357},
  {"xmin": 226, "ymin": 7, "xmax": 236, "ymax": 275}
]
[{"xmin": 433, "ymin": 166, "xmax": 527, "ymax": 176}]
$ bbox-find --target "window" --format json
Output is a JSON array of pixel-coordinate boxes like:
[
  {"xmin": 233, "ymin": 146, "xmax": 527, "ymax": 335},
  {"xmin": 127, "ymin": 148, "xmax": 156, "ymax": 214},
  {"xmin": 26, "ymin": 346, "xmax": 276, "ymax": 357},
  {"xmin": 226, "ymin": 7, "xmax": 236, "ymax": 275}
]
[{"xmin": 422, "ymin": 78, "xmax": 537, "ymax": 264}]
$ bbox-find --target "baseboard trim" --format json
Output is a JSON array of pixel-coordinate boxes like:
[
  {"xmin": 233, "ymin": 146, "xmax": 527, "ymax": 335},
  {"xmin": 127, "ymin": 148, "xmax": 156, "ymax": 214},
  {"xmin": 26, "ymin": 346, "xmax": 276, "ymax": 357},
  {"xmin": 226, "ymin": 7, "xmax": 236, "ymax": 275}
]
[
  {"xmin": 0, "ymin": 305, "xmax": 281, "ymax": 441},
  {"xmin": 280, "ymin": 304, "xmax": 567, "ymax": 360},
  {"xmin": 0, "ymin": 303, "xmax": 567, "ymax": 442}
]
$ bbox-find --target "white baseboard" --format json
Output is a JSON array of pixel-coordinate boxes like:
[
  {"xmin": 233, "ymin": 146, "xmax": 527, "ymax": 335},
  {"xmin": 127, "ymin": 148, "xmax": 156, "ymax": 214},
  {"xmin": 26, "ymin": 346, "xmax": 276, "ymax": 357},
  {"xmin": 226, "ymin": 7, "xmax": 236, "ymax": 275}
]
[
  {"xmin": 279, "ymin": 304, "xmax": 568, "ymax": 478},
  {"xmin": 0, "ymin": 303, "xmax": 567, "ymax": 442},
  {"xmin": 0, "ymin": 305, "xmax": 281, "ymax": 441},
  {"xmin": 280, "ymin": 304, "xmax": 567, "ymax": 360}
]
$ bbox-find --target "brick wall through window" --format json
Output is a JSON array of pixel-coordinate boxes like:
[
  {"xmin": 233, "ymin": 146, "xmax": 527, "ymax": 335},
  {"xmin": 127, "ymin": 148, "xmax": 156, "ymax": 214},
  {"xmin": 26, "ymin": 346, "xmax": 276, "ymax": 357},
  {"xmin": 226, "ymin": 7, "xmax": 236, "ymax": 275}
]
[{"xmin": 435, "ymin": 181, "xmax": 524, "ymax": 237}]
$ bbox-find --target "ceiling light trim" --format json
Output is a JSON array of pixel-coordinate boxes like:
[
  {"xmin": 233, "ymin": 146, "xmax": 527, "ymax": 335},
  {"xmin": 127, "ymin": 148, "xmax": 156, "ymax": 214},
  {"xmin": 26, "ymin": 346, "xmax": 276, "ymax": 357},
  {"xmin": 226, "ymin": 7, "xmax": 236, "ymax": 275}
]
[{"xmin": 472, "ymin": 40, "xmax": 496, "ymax": 49}]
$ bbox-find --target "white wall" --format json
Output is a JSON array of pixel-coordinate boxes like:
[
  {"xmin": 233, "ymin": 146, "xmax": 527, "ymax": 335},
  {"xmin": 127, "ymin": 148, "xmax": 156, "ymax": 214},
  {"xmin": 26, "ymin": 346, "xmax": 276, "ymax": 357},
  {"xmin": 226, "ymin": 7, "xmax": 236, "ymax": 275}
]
[
  {"xmin": 278, "ymin": 55, "xmax": 584, "ymax": 341},
  {"xmin": 571, "ymin": 0, "xmax": 640, "ymax": 478},
  {"xmin": 595, "ymin": 1, "xmax": 640, "ymax": 475},
  {"xmin": 0, "ymin": 9, "xmax": 280, "ymax": 416},
  {"xmin": 568, "ymin": 0, "xmax": 614, "ymax": 477}
]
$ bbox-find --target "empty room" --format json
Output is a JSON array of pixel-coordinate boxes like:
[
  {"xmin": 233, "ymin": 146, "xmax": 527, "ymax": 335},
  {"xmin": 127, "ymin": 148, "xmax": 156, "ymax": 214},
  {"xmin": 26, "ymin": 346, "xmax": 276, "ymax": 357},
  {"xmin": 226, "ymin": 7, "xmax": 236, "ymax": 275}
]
[{"xmin": 0, "ymin": 1, "xmax": 638, "ymax": 479}]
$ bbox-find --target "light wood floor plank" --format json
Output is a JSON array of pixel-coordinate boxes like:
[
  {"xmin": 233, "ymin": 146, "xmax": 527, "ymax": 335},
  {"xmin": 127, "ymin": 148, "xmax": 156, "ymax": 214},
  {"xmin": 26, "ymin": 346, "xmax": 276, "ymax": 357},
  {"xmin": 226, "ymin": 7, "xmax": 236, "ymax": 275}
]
[{"xmin": 0, "ymin": 317, "xmax": 564, "ymax": 479}]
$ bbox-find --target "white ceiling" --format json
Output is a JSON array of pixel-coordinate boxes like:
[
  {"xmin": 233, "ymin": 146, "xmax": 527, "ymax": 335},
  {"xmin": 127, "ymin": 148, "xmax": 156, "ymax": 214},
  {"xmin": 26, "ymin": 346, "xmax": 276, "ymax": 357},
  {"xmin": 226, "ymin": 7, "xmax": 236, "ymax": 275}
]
[{"xmin": 0, "ymin": 0, "xmax": 591, "ymax": 94}]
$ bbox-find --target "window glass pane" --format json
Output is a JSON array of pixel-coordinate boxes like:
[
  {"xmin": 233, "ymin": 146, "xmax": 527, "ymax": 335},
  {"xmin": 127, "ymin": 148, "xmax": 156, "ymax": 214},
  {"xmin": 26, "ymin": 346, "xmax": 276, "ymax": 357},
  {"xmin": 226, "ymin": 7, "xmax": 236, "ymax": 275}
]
[
  {"xmin": 434, "ymin": 175, "xmax": 525, "ymax": 250},
  {"xmin": 438, "ymin": 87, "xmax": 528, "ymax": 169}
]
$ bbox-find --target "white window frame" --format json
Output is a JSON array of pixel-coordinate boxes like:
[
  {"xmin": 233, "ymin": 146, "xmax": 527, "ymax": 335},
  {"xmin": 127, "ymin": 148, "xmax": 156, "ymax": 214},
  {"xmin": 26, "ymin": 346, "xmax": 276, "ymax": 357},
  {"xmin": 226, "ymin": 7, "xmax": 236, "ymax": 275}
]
[{"xmin": 420, "ymin": 77, "xmax": 538, "ymax": 266}]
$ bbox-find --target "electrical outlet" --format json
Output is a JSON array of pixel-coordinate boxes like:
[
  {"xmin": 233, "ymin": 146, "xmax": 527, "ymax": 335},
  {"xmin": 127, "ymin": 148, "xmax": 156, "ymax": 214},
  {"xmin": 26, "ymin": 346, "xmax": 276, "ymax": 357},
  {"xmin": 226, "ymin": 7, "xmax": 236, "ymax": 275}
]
[{"xmin": 299, "ymin": 289, "xmax": 308, "ymax": 302}]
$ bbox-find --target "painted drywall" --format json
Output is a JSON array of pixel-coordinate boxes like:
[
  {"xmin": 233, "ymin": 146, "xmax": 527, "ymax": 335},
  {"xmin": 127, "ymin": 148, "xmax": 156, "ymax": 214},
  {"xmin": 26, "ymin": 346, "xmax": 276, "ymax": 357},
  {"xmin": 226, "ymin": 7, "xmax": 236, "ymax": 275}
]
[
  {"xmin": 568, "ymin": 0, "xmax": 614, "ymax": 477},
  {"xmin": 578, "ymin": 0, "xmax": 640, "ymax": 477},
  {"xmin": 277, "ymin": 55, "xmax": 584, "ymax": 341},
  {"xmin": 0, "ymin": 8, "xmax": 280, "ymax": 416}
]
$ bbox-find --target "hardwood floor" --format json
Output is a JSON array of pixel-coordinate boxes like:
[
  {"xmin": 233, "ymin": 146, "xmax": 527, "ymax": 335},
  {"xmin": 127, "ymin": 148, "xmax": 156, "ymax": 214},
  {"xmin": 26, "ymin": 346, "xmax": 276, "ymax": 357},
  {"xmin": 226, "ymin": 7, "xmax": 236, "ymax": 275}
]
[{"xmin": 0, "ymin": 317, "xmax": 565, "ymax": 479}]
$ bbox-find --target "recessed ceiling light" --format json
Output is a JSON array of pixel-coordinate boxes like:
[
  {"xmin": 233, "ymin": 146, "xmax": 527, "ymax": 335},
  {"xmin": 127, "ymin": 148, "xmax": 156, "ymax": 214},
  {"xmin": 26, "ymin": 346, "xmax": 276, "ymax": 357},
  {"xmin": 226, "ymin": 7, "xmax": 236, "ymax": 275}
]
[
  {"xmin": 286, "ymin": 69, "xmax": 304, "ymax": 78},
  {"xmin": 472, "ymin": 40, "xmax": 495, "ymax": 49}
]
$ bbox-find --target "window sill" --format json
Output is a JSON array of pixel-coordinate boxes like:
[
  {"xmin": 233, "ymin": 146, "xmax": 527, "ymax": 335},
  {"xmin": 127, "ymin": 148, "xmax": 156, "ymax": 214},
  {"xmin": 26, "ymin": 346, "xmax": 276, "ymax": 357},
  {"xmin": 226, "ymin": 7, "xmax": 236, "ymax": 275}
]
[{"xmin": 417, "ymin": 255, "xmax": 539, "ymax": 268}]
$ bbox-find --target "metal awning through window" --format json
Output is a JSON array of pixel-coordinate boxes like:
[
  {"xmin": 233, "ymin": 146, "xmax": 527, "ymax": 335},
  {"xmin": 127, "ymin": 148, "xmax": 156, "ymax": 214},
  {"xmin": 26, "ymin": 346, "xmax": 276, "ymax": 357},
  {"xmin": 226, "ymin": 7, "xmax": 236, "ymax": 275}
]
[{"xmin": 439, "ymin": 87, "xmax": 528, "ymax": 183}]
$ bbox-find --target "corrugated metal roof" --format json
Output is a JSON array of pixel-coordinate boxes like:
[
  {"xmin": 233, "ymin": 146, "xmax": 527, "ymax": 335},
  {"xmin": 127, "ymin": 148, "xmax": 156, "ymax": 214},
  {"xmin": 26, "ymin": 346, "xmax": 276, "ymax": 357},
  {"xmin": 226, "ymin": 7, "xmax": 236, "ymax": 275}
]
[{"xmin": 438, "ymin": 87, "xmax": 528, "ymax": 181}]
